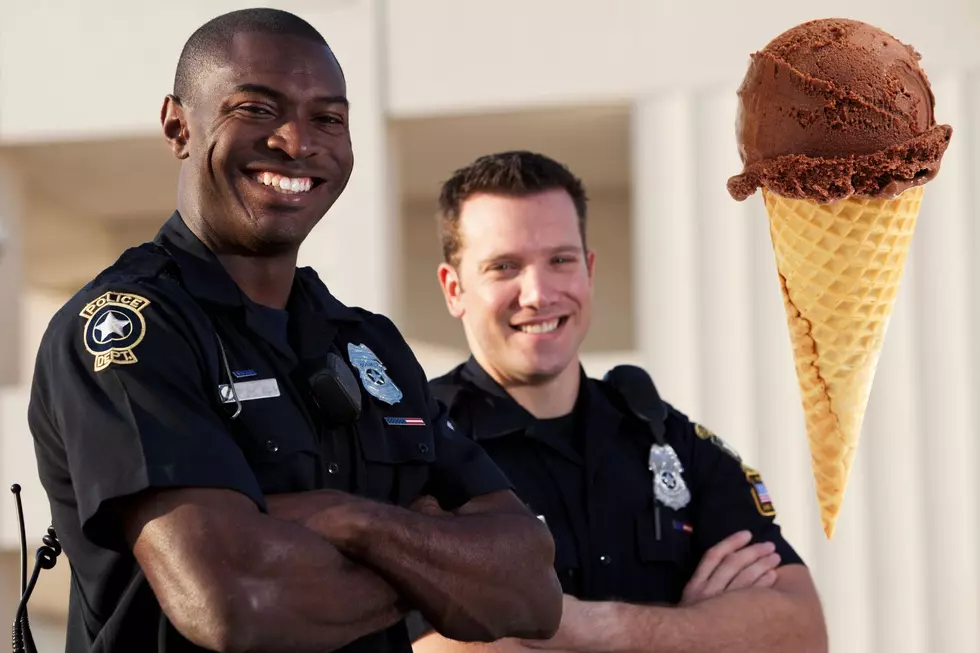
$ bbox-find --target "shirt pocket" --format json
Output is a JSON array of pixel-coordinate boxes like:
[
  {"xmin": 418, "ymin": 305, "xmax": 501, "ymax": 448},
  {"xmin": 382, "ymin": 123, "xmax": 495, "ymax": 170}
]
[
  {"xmin": 357, "ymin": 405, "xmax": 436, "ymax": 506},
  {"xmin": 232, "ymin": 395, "xmax": 321, "ymax": 495},
  {"xmin": 633, "ymin": 506, "xmax": 695, "ymax": 604}
]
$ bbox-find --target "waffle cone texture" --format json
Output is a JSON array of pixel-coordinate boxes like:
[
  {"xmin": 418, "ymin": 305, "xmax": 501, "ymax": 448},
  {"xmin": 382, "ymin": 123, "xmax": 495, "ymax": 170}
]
[{"xmin": 763, "ymin": 186, "xmax": 924, "ymax": 538}]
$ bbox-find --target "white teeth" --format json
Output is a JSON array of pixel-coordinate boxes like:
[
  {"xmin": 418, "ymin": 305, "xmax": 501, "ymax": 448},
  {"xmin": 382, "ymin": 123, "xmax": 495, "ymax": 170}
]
[
  {"xmin": 518, "ymin": 319, "xmax": 561, "ymax": 334},
  {"xmin": 254, "ymin": 172, "xmax": 315, "ymax": 194}
]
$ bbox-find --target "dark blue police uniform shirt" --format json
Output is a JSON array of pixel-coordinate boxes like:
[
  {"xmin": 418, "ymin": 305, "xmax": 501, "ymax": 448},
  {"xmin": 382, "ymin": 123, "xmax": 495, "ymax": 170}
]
[
  {"xmin": 27, "ymin": 213, "xmax": 512, "ymax": 653},
  {"xmin": 427, "ymin": 357, "xmax": 803, "ymax": 606}
]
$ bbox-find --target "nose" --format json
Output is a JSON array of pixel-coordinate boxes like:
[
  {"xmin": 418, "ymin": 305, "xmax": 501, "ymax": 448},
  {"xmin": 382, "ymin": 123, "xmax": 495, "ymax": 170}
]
[
  {"xmin": 267, "ymin": 118, "xmax": 317, "ymax": 160},
  {"xmin": 518, "ymin": 266, "xmax": 557, "ymax": 309}
]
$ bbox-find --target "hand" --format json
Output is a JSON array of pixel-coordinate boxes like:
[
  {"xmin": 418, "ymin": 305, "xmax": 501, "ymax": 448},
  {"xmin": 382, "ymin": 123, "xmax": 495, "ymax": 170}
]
[
  {"xmin": 267, "ymin": 489, "xmax": 379, "ymax": 551},
  {"xmin": 680, "ymin": 530, "xmax": 780, "ymax": 605}
]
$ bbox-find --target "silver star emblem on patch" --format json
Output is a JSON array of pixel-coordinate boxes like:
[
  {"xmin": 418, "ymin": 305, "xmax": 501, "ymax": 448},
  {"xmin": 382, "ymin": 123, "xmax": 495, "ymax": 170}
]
[{"xmin": 93, "ymin": 310, "xmax": 132, "ymax": 344}]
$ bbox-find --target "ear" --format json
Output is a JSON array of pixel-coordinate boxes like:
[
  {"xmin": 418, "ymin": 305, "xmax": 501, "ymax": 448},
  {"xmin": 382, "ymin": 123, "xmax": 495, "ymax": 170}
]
[
  {"xmin": 586, "ymin": 249, "xmax": 596, "ymax": 284},
  {"xmin": 437, "ymin": 263, "xmax": 466, "ymax": 319},
  {"xmin": 161, "ymin": 95, "xmax": 190, "ymax": 160}
]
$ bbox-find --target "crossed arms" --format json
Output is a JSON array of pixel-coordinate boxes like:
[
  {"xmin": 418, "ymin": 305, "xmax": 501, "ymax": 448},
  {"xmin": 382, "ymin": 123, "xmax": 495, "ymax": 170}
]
[
  {"xmin": 413, "ymin": 530, "xmax": 828, "ymax": 653},
  {"xmin": 123, "ymin": 486, "xmax": 562, "ymax": 653}
]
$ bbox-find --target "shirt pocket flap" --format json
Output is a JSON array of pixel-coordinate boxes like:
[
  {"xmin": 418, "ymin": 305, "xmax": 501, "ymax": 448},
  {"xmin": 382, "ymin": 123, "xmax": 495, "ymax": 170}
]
[{"xmin": 358, "ymin": 412, "xmax": 437, "ymax": 465}]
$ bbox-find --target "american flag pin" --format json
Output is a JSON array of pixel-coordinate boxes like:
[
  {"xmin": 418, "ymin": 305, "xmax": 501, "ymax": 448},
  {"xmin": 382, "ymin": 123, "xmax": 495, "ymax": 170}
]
[{"xmin": 384, "ymin": 417, "xmax": 426, "ymax": 427}]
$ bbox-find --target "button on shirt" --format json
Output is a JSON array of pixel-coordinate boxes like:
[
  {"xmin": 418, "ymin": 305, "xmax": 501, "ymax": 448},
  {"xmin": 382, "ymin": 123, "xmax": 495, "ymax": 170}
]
[
  {"xmin": 28, "ymin": 213, "xmax": 512, "ymax": 653},
  {"xmin": 428, "ymin": 357, "xmax": 804, "ymax": 605}
]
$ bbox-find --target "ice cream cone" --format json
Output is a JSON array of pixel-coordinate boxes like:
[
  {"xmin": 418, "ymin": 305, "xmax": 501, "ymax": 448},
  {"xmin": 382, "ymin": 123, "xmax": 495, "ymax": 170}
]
[{"xmin": 763, "ymin": 185, "xmax": 924, "ymax": 539}]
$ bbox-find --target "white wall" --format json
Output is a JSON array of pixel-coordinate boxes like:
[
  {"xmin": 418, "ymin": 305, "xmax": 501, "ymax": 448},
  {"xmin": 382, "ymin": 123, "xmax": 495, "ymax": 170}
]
[
  {"xmin": 385, "ymin": 0, "xmax": 980, "ymax": 116},
  {"xmin": 7, "ymin": 1, "xmax": 978, "ymax": 137}
]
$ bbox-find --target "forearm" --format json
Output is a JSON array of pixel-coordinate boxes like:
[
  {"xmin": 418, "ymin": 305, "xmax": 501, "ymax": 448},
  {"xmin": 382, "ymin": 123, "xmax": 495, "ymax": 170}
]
[
  {"xmin": 583, "ymin": 587, "xmax": 825, "ymax": 653},
  {"xmin": 128, "ymin": 489, "xmax": 406, "ymax": 653},
  {"xmin": 210, "ymin": 519, "xmax": 405, "ymax": 652},
  {"xmin": 277, "ymin": 491, "xmax": 561, "ymax": 642},
  {"xmin": 354, "ymin": 504, "xmax": 559, "ymax": 641}
]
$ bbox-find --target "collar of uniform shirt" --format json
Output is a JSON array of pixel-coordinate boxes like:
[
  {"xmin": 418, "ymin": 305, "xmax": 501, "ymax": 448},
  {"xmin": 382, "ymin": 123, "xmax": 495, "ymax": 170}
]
[
  {"xmin": 458, "ymin": 357, "xmax": 603, "ymax": 442},
  {"xmin": 154, "ymin": 211, "xmax": 361, "ymax": 326}
]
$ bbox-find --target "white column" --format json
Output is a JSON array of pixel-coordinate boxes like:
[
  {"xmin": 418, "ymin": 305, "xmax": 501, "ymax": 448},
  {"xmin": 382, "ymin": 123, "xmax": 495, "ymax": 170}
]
[
  {"xmin": 809, "ymin": 447, "xmax": 875, "ymax": 653},
  {"xmin": 0, "ymin": 156, "xmax": 23, "ymax": 553},
  {"xmin": 738, "ymin": 117, "xmax": 875, "ymax": 653},
  {"xmin": 863, "ymin": 250, "xmax": 929, "ymax": 653},
  {"xmin": 298, "ymin": 0, "xmax": 399, "ymax": 318},
  {"xmin": 970, "ymin": 72, "xmax": 980, "ymax": 653},
  {"xmin": 914, "ymin": 76, "xmax": 979, "ymax": 653},
  {"xmin": 693, "ymin": 89, "xmax": 756, "ymax": 461},
  {"xmin": 0, "ymin": 156, "xmax": 22, "ymax": 387},
  {"xmin": 630, "ymin": 93, "xmax": 701, "ymax": 417}
]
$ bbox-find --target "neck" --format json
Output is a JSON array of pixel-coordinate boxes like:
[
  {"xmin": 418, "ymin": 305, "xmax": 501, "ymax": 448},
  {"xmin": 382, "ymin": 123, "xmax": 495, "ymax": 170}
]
[
  {"xmin": 486, "ymin": 358, "xmax": 582, "ymax": 419},
  {"xmin": 178, "ymin": 198, "xmax": 298, "ymax": 310},
  {"xmin": 216, "ymin": 252, "xmax": 298, "ymax": 309}
]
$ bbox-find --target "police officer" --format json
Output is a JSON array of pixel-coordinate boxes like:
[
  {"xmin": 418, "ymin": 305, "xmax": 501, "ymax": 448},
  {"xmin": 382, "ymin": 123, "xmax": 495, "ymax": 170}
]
[
  {"xmin": 27, "ymin": 13, "xmax": 561, "ymax": 653},
  {"xmin": 412, "ymin": 151, "xmax": 828, "ymax": 652}
]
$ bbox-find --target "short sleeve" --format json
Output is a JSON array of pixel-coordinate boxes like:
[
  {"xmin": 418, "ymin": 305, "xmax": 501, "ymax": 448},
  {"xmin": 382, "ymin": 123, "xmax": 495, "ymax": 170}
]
[
  {"xmin": 422, "ymin": 395, "xmax": 513, "ymax": 511},
  {"xmin": 683, "ymin": 418, "xmax": 804, "ymax": 567},
  {"xmin": 29, "ymin": 283, "xmax": 266, "ymax": 551}
]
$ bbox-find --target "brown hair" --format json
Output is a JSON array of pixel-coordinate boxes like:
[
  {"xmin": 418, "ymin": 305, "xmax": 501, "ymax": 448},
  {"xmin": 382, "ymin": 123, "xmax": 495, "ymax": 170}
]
[{"xmin": 437, "ymin": 150, "xmax": 589, "ymax": 267}]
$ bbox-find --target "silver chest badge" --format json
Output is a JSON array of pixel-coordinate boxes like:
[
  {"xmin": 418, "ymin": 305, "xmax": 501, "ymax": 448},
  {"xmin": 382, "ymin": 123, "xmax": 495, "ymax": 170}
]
[
  {"xmin": 649, "ymin": 444, "xmax": 691, "ymax": 510},
  {"xmin": 348, "ymin": 343, "xmax": 403, "ymax": 405}
]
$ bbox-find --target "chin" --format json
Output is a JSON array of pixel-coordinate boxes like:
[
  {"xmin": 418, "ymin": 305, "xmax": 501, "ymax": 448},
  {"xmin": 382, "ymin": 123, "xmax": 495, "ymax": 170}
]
[
  {"xmin": 247, "ymin": 214, "xmax": 319, "ymax": 251},
  {"xmin": 516, "ymin": 358, "xmax": 575, "ymax": 384}
]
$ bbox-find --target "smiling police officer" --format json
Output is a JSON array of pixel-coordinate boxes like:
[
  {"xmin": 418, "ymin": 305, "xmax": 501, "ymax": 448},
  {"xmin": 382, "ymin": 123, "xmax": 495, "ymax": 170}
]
[
  {"xmin": 412, "ymin": 151, "xmax": 828, "ymax": 653},
  {"xmin": 27, "ymin": 12, "xmax": 561, "ymax": 653}
]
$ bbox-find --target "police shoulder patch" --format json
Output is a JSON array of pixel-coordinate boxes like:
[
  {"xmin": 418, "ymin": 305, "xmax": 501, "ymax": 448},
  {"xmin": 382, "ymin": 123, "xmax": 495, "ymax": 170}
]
[
  {"xmin": 694, "ymin": 422, "xmax": 742, "ymax": 463},
  {"xmin": 79, "ymin": 291, "xmax": 151, "ymax": 372},
  {"xmin": 742, "ymin": 465, "xmax": 777, "ymax": 517}
]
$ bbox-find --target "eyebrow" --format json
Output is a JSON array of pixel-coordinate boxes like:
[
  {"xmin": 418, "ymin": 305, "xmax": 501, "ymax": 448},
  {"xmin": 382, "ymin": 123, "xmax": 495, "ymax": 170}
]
[
  {"xmin": 231, "ymin": 83, "xmax": 349, "ymax": 107},
  {"xmin": 550, "ymin": 245, "xmax": 584, "ymax": 255},
  {"xmin": 479, "ymin": 245, "xmax": 583, "ymax": 268}
]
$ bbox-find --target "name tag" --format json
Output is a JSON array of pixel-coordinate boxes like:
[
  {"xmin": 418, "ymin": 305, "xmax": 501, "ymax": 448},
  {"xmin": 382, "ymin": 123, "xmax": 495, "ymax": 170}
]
[{"xmin": 219, "ymin": 378, "xmax": 281, "ymax": 403}]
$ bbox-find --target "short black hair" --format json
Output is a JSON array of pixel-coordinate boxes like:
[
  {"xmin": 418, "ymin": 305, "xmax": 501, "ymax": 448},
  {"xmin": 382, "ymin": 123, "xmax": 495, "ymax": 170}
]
[
  {"xmin": 173, "ymin": 8, "xmax": 329, "ymax": 103},
  {"xmin": 437, "ymin": 150, "xmax": 589, "ymax": 267}
]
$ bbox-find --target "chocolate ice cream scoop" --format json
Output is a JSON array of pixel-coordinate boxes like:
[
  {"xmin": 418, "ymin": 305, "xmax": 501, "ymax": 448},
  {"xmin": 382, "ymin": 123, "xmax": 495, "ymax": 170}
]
[{"xmin": 727, "ymin": 18, "xmax": 952, "ymax": 203}]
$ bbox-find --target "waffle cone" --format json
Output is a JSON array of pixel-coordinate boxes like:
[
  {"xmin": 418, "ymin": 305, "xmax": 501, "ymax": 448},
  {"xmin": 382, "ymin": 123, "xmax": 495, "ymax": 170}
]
[{"xmin": 763, "ymin": 186, "xmax": 924, "ymax": 539}]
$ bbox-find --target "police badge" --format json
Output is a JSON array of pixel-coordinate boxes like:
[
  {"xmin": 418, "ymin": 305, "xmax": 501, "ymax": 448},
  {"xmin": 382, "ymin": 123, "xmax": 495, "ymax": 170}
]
[
  {"xmin": 648, "ymin": 444, "xmax": 691, "ymax": 510},
  {"xmin": 347, "ymin": 343, "xmax": 403, "ymax": 405}
]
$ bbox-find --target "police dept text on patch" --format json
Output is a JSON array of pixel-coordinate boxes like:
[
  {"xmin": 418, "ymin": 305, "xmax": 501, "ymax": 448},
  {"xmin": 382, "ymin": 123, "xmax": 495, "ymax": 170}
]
[{"xmin": 80, "ymin": 291, "xmax": 151, "ymax": 372}]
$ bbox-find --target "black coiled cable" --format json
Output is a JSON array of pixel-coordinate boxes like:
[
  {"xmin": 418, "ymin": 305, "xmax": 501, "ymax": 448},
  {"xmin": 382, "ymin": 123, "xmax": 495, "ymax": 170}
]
[{"xmin": 10, "ymin": 485, "xmax": 62, "ymax": 653}]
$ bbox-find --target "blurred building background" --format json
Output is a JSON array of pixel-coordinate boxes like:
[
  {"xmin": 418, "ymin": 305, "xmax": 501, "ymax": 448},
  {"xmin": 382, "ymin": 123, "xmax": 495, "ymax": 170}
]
[{"xmin": 1, "ymin": 1, "xmax": 978, "ymax": 651}]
